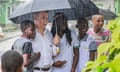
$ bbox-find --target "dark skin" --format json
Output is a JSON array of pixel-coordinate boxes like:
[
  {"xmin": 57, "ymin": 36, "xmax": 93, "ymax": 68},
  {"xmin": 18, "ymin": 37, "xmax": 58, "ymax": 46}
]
[
  {"xmin": 71, "ymin": 48, "xmax": 79, "ymax": 72},
  {"xmin": 91, "ymin": 15, "xmax": 107, "ymax": 59},
  {"xmin": 52, "ymin": 13, "xmax": 79, "ymax": 71},
  {"xmin": 77, "ymin": 23, "xmax": 96, "ymax": 61},
  {"xmin": 22, "ymin": 27, "xmax": 40, "ymax": 67},
  {"xmin": 89, "ymin": 51, "xmax": 96, "ymax": 61},
  {"xmin": 53, "ymin": 60, "xmax": 67, "ymax": 67},
  {"xmin": 53, "ymin": 34, "xmax": 79, "ymax": 72},
  {"xmin": 53, "ymin": 48, "xmax": 79, "ymax": 72},
  {"xmin": 23, "ymin": 53, "xmax": 40, "ymax": 67}
]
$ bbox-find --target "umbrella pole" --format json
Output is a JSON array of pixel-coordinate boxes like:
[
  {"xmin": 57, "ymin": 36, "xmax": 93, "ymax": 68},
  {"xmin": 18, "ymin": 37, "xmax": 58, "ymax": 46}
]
[{"xmin": 55, "ymin": 20, "xmax": 58, "ymax": 35}]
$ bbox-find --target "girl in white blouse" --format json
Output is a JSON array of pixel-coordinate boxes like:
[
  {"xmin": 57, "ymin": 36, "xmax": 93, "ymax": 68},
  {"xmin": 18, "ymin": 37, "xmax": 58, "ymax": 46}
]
[
  {"xmin": 76, "ymin": 18, "xmax": 97, "ymax": 72},
  {"xmin": 51, "ymin": 12, "xmax": 79, "ymax": 72}
]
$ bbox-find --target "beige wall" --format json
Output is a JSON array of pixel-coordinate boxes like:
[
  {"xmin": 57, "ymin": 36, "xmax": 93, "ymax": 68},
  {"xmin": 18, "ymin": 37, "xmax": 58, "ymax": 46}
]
[{"xmin": 91, "ymin": 0, "xmax": 115, "ymax": 12}]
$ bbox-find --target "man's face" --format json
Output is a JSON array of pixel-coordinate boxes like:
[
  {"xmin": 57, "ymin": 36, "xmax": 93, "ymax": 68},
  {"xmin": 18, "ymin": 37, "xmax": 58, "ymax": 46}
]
[
  {"xmin": 92, "ymin": 15, "xmax": 104, "ymax": 33},
  {"xmin": 35, "ymin": 12, "xmax": 48, "ymax": 29}
]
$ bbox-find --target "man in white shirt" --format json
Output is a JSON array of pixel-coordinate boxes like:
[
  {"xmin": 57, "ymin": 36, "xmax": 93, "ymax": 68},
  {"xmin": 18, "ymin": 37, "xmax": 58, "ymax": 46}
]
[{"xmin": 32, "ymin": 11, "xmax": 59, "ymax": 72}]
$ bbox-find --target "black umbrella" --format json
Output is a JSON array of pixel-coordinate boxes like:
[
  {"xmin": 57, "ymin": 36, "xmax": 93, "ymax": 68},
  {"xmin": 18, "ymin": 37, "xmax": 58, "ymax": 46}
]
[
  {"xmin": 99, "ymin": 9, "xmax": 117, "ymax": 20},
  {"xmin": 68, "ymin": 0, "xmax": 99, "ymax": 18},
  {"xmin": 86, "ymin": 9, "xmax": 117, "ymax": 20}
]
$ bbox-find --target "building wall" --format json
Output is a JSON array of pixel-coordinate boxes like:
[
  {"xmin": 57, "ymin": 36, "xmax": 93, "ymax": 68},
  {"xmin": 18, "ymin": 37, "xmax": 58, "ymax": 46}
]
[
  {"xmin": 91, "ymin": 0, "xmax": 115, "ymax": 12},
  {"xmin": 115, "ymin": 0, "xmax": 120, "ymax": 15},
  {"xmin": 0, "ymin": 0, "xmax": 22, "ymax": 26},
  {"xmin": 91, "ymin": 0, "xmax": 120, "ymax": 15},
  {"xmin": 0, "ymin": 4, "xmax": 7, "ymax": 25}
]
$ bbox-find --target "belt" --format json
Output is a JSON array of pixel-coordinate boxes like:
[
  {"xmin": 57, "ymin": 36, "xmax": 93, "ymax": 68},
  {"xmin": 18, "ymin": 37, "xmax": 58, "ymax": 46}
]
[{"xmin": 34, "ymin": 67, "xmax": 50, "ymax": 71}]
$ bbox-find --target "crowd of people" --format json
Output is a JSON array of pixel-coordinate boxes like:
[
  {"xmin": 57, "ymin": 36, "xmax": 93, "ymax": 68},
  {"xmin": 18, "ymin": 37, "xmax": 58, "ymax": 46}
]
[{"xmin": 0, "ymin": 11, "xmax": 110, "ymax": 72}]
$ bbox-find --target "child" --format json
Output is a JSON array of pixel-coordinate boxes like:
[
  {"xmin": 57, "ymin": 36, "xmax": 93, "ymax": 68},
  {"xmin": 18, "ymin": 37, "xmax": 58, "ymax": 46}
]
[
  {"xmin": 51, "ymin": 13, "xmax": 79, "ymax": 72},
  {"xmin": 1, "ymin": 50, "xmax": 23, "ymax": 72},
  {"xmin": 87, "ymin": 14, "xmax": 111, "ymax": 46},
  {"xmin": 12, "ymin": 20, "xmax": 40, "ymax": 72},
  {"xmin": 76, "ymin": 18, "xmax": 97, "ymax": 72}
]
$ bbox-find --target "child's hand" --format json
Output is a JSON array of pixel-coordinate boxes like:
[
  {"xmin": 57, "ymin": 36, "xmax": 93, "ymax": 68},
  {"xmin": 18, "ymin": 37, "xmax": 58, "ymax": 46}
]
[
  {"xmin": 53, "ymin": 60, "xmax": 66, "ymax": 68},
  {"xmin": 34, "ymin": 52, "xmax": 40, "ymax": 60},
  {"xmin": 23, "ymin": 52, "xmax": 41, "ymax": 66}
]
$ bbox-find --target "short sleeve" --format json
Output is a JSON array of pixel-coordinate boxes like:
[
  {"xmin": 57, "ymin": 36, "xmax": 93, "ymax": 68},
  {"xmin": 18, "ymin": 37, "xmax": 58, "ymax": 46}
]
[
  {"xmin": 71, "ymin": 31, "xmax": 79, "ymax": 48},
  {"xmin": 22, "ymin": 42, "xmax": 33, "ymax": 55},
  {"xmin": 89, "ymin": 41, "xmax": 97, "ymax": 51}
]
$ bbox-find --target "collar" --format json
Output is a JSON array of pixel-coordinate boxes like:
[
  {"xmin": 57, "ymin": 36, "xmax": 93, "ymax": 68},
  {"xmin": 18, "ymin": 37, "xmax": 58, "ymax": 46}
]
[
  {"xmin": 91, "ymin": 28, "xmax": 104, "ymax": 34},
  {"xmin": 36, "ymin": 29, "xmax": 48, "ymax": 36},
  {"xmin": 81, "ymin": 34, "xmax": 88, "ymax": 41}
]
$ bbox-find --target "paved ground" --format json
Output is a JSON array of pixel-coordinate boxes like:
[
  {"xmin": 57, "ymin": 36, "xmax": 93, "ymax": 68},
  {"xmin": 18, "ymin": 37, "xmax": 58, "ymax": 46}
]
[
  {"xmin": 0, "ymin": 30, "xmax": 21, "ymax": 41},
  {"xmin": 0, "ymin": 30, "xmax": 21, "ymax": 72},
  {"xmin": 0, "ymin": 36, "xmax": 20, "ymax": 72},
  {"xmin": 0, "ymin": 30, "xmax": 21, "ymax": 51}
]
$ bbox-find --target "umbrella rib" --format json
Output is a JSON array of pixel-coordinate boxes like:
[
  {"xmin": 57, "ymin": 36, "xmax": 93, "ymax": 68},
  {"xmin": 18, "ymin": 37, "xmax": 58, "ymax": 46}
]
[{"xmin": 31, "ymin": 0, "xmax": 34, "ymax": 15}]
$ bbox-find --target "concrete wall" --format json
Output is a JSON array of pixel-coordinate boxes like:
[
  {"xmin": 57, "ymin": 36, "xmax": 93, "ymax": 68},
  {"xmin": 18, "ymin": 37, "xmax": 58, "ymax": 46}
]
[
  {"xmin": 0, "ymin": 4, "xmax": 8, "ymax": 25},
  {"xmin": 0, "ymin": 0, "xmax": 23, "ymax": 26},
  {"xmin": 115, "ymin": 0, "xmax": 120, "ymax": 15},
  {"xmin": 91, "ymin": 0, "xmax": 115, "ymax": 12}
]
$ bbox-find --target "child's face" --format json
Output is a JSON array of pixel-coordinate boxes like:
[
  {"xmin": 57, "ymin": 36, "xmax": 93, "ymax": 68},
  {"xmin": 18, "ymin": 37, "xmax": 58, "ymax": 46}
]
[
  {"xmin": 78, "ymin": 23, "xmax": 88, "ymax": 34},
  {"xmin": 25, "ymin": 26, "xmax": 35, "ymax": 39},
  {"xmin": 92, "ymin": 15, "xmax": 104, "ymax": 33}
]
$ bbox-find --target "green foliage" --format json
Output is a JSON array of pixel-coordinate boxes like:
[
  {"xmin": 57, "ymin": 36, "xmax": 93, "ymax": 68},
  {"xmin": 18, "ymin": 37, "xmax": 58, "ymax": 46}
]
[{"xmin": 84, "ymin": 17, "xmax": 120, "ymax": 72}]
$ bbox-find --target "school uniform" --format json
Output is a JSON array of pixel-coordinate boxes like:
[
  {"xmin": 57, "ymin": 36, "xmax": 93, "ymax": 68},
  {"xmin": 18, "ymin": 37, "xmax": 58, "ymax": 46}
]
[
  {"xmin": 77, "ymin": 35, "xmax": 97, "ymax": 72},
  {"xmin": 53, "ymin": 31, "xmax": 79, "ymax": 72},
  {"xmin": 32, "ymin": 29, "xmax": 58, "ymax": 72},
  {"xmin": 12, "ymin": 37, "xmax": 33, "ymax": 72}
]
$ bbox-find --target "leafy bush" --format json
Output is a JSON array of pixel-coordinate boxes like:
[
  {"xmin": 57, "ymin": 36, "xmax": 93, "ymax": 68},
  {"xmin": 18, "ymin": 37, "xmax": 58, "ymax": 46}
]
[{"xmin": 83, "ymin": 17, "xmax": 120, "ymax": 72}]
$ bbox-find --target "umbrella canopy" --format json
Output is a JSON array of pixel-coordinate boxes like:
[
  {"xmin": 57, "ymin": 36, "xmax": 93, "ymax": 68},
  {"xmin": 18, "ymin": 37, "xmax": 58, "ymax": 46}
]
[
  {"xmin": 68, "ymin": 0, "xmax": 99, "ymax": 18},
  {"xmin": 86, "ymin": 9, "xmax": 117, "ymax": 20},
  {"xmin": 10, "ymin": 0, "xmax": 76, "ymax": 23},
  {"xmin": 99, "ymin": 9, "xmax": 117, "ymax": 20},
  {"xmin": 10, "ymin": 0, "xmax": 71, "ymax": 18},
  {"xmin": 11, "ymin": 9, "xmax": 76, "ymax": 24},
  {"xmin": 9, "ymin": 0, "xmax": 98, "ymax": 24}
]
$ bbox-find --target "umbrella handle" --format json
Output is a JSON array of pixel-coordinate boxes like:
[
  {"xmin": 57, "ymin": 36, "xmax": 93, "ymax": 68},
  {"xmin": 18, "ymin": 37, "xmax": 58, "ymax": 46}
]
[{"xmin": 55, "ymin": 20, "xmax": 58, "ymax": 35}]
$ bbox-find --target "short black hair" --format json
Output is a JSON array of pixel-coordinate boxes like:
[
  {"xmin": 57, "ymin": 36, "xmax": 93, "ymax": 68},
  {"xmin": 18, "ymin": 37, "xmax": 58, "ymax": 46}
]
[
  {"xmin": 76, "ymin": 18, "xmax": 88, "ymax": 28},
  {"xmin": 1, "ymin": 50, "xmax": 23, "ymax": 72},
  {"xmin": 20, "ymin": 20, "xmax": 35, "ymax": 32}
]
